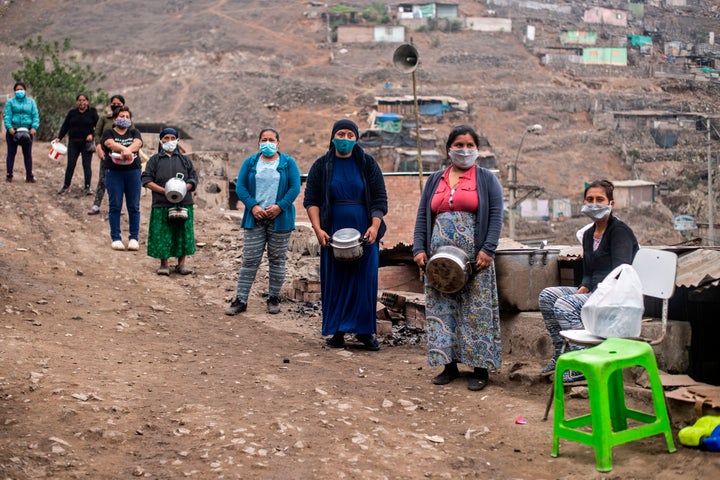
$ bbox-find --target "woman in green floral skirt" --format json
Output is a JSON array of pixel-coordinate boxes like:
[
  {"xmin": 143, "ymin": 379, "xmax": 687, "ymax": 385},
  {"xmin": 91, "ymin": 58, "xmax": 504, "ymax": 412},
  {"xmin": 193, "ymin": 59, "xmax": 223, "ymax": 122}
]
[{"xmin": 141, "ymin": 127, "xmax": 198, "ymax": 275}]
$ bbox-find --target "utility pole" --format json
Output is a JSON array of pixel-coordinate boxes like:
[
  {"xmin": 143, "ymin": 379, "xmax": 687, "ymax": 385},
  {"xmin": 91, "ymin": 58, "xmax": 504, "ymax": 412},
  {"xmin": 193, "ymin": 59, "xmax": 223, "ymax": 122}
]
[
  {"xmin": 708, "ymin": 117, "xmax": 715, "ymax": 246},
  {"xmin": 508, "ymin": 125, "xmax": 543, "ymax": 240}
]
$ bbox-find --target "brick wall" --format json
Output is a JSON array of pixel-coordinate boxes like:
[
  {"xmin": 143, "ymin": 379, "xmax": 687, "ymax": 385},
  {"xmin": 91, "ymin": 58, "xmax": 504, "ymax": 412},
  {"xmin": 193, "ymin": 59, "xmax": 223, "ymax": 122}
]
[
  {"xmin": 378, "ymin": 264, "xmax": 424, "ymax": 293},
  {"xmin": 294, "ymin": 173, "xmax": 429, "ymax": 247}
]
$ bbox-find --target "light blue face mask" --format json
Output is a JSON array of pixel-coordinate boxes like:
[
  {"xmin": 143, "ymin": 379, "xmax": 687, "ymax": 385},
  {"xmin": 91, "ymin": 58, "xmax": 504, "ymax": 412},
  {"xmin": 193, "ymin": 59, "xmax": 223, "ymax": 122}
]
[
  {"xmin": 15, "ymin": 90, "xmax": 26, "ymax": 99},
  {"xmin": 581, "ymin": 203, "xmax": 612, "ymax": 221},
  {"xmin": 259, "ymin": 141, "xmax": 278, "ymax": 157},
  {"xmin": 332, "ymin": 138, "xmax": 356, "ymax": 155}
]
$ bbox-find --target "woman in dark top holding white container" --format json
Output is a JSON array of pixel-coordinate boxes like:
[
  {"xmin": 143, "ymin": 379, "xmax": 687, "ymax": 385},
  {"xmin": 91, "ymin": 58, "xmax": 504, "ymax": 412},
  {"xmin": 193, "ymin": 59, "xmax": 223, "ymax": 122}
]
[
  {"xmin": 101, "ymin": 106, "xmax": 143, "ymax": 251},
  {"xmin": 54, "ymin": 93, "xmax": 99, "ymax": 195}
]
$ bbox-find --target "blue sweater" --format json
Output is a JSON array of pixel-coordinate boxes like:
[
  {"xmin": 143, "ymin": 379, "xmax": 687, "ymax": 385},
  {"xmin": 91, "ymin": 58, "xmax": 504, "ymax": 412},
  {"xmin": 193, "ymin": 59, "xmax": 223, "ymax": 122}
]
[
  {"xmin": 235, "ymin": 152, "xmax": 301, "ymax": 231},
  {"xmin": 413, "ymin": 166, "xmax": 504, "ymax": 259},
  {"xmin": 4, "ymin": 96, "xmax": 40, "ymax": 130}
]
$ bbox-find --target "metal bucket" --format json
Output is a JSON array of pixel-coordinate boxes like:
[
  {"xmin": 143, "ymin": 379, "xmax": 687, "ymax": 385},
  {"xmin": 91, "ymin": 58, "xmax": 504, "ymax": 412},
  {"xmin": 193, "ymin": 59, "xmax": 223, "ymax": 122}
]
[
  {"xmin": 494, "ymin": 248, "xmax": 560, "ymax": 311},
  {"xmin": 425, "ymin": 245, "xmax": 472, "ymax": 293}
]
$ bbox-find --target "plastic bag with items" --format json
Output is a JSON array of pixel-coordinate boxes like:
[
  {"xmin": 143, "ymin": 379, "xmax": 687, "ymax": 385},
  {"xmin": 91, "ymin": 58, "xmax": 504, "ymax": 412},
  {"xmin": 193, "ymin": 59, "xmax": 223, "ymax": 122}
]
[{"xmin": 581, "ymin": 263, "xmax": 644, "ymax": 338}]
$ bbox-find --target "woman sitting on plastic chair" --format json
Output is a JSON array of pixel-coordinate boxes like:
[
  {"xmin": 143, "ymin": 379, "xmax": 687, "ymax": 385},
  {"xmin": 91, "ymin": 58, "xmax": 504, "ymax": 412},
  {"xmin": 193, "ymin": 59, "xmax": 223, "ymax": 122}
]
[{"xmin": 538, "ymin": 179, "xmax": 639, "ymax": 383}]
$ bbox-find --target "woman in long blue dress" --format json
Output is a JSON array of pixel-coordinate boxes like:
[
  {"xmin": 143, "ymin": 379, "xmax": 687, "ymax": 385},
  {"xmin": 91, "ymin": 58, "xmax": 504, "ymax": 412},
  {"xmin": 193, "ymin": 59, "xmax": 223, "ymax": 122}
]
[{"xmin": 304, "ymin": 119, "xmax": 388, "ymax": 351}]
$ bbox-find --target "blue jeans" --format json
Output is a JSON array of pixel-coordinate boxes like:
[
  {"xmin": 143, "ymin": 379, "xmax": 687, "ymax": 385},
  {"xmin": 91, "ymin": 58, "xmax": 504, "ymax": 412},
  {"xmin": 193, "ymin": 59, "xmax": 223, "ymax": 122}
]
[{"xmin": 105, "ymin": 168, "xmax": 141, "ymax": 242}]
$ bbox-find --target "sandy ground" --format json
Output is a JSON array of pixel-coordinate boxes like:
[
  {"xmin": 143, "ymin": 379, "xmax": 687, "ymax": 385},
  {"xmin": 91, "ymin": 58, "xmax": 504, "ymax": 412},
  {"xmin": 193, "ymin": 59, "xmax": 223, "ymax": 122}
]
[{"xmin": 0, "ymin": 146, "xmax": 718, "ymax": 479}]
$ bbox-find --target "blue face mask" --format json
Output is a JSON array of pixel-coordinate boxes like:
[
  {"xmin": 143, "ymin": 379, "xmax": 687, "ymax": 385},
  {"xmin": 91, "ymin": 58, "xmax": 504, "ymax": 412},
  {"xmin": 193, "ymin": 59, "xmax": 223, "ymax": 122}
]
[
  {"xmin": 15, "ymin": 90, "xmax": 26, "ymax": 99},
  {"xmin": 259, "ymin": 141, "xmax": 278, "ymax": 157},
  {"xmin": 333, "ymin": 138, "xmax": 356, "ymax": 155}
]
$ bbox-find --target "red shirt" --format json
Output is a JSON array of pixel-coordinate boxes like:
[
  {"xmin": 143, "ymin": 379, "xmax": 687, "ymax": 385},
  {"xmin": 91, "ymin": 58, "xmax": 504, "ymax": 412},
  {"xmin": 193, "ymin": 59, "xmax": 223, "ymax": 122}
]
[{"xmin": 430, "ymin": 167, "xmax": 479, "ymax": 214}]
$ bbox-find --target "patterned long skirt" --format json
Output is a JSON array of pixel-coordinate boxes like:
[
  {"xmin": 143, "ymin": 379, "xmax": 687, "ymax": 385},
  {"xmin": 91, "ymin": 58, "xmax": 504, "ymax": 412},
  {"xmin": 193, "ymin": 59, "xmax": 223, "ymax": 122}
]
[
  {"xmin": 147, "ymin": 206, "xmax": 196, "ymax": 259},
  {"xmin": 425, "ymin": 211, "xmax": 502, "ymax": 370}
]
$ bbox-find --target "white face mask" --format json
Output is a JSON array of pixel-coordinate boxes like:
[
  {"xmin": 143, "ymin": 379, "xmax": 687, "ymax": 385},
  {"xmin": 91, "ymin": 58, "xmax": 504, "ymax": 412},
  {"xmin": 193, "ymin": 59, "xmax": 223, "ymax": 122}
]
[
  {"xmin": 448, "ymin": 149, "xmax": 479, "ymax": 169},
  {"xmin": 162, "ymin": 140, "xmax": 178, "ymax": 153},
  {"xmin": 581, "ymin": 203, "xmax": 612, "ymax": 221}
]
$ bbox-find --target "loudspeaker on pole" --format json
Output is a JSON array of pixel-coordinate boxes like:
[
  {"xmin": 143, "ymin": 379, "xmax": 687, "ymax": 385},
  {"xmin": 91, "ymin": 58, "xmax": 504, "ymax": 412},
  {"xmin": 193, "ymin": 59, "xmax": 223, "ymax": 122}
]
[{"xmin": 392, "ymin": 43, "xmax": 419, "ymax": 73}]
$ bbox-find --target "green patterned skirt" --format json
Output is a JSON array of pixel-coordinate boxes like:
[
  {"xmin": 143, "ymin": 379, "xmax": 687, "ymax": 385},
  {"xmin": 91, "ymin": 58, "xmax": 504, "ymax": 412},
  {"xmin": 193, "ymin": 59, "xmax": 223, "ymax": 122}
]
[{"xmin": 147, "ymin": 206, "xmax": 196, "ymax": 259}]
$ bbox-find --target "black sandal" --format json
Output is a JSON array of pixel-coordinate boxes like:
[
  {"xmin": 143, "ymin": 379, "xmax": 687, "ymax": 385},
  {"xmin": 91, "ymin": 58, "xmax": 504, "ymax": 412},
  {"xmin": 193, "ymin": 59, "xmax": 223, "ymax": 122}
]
[
  {"xmin": 432, "ymin": 361, "xmax": 460, "ymax": 385},
  {"xmin": 468, "ymin": 368, "xmax": 489, "ymax": 391},
  {"xmin": 356, "ymin": 334, "xmax": 380, "ymax": 351},
  {"xmin": 325, "ymin": 332, "xmax": 345, "ymax": 348}
]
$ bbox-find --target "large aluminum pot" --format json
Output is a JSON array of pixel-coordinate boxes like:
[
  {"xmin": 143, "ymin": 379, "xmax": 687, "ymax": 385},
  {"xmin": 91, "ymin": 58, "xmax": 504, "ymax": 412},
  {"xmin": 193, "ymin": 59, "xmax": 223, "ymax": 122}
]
[
  {"xmin": 494, "ymin": 248, "xmax": 560, "ymax": 311},
  {"xmin": 164, "ymin": 173, "xmax": 187, "ymax": 203},
  {"xmin": 425, "ymin": 245, "xmax": 472, "ymax": 293},
  {"xmin": 329, "ymin": 228, "xmax": 364, "ymax": 261}
]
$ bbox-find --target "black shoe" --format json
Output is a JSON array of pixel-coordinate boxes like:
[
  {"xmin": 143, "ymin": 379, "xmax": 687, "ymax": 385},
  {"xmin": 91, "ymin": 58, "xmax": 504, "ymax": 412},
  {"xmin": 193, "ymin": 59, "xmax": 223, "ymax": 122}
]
[
  {"xmin": 432, "ymin": 362, "xmax": 460, "ymax": 385},
  {"xmin": 5, "ymin": 176, "xmax": 11, "ymax": 183},
  {"xmin": 325, "ymin": 332, "xmax": 345, "ymax": 348},
  {"xmin": 267, "ymin": 295, "xmax": 281, "ymax": 314},
  {"xmin": 356, "ymin": 333, "xmax": 380, "ymax": 351},
  {"xmin": 25, "ymin": 176, "xmax": 35, "ymax": 183},
  {"xmin": 225, "ymin": 298, "xmax": 247, "ymax": 316},
  {"xmin": 57, "ymin": 186, "xmax": 69, "ymax": 195},
  {"xmin": 468, "ymin": 368, "xmax": 489, "ymax": 391}
]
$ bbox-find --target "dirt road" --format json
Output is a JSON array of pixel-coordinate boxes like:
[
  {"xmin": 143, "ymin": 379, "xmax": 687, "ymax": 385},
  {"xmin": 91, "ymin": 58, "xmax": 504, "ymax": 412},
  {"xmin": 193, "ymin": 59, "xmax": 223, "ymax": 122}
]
[{"xmin": 1, "ymin": 148, "xmax": 717, "ymax": 479}]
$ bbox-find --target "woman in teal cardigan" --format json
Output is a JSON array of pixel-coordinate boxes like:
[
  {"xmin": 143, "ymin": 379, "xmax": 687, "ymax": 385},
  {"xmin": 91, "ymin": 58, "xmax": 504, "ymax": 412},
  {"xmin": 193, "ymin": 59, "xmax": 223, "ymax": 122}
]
[{"xmin": 226, "ymin": 128, "xmax": 301, "ymax": 316}]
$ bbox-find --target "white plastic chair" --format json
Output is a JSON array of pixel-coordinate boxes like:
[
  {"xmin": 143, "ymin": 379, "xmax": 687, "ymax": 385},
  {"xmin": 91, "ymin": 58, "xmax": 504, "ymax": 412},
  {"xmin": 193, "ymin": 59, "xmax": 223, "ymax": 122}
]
[{"xmin": 542, "ymin": 248, "xmax": 678, "ymax": 420}]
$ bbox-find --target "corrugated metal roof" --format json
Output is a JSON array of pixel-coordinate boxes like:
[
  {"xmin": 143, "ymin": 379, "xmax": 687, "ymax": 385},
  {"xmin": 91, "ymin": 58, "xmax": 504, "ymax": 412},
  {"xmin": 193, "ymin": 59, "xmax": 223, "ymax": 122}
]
[{"xmin": 675, "ymin": 249, "xmax": 720, "ymax": 288}]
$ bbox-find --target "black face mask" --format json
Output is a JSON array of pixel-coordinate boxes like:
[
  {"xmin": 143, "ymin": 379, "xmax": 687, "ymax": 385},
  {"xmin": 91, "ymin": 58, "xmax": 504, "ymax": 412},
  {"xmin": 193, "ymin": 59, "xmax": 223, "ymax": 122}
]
[{"xmin": 111, "ymin": 105, "xmax": 123, "ymax": 113}]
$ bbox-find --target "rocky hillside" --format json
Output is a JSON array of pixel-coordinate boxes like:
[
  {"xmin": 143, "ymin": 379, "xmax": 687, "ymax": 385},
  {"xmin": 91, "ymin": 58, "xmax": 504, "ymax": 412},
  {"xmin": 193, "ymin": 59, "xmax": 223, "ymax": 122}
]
[{"xmin": 1, "ymin": 0, "xmax": 718, "ymax": 244}]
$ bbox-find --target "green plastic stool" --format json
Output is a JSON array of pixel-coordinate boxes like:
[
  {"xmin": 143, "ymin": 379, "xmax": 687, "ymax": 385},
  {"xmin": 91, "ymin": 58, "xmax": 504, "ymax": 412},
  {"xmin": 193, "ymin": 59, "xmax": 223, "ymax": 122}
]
[{"xmin": 551, "ymin": 337, "xmax": 676, "ymax": 472}]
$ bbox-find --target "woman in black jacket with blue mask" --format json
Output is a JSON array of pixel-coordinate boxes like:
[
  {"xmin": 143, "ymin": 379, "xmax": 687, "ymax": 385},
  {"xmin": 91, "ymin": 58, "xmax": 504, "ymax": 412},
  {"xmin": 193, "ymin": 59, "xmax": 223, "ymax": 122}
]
[{"xmin": 304, "ymin": 119, "xmax": 388, "ymax": 351}]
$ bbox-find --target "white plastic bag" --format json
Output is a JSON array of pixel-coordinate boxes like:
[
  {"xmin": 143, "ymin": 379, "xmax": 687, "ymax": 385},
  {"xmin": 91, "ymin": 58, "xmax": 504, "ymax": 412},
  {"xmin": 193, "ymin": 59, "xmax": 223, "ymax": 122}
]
[{"xmin": 581, "ymin": 264, "xmax": 644, "ymax": 338}]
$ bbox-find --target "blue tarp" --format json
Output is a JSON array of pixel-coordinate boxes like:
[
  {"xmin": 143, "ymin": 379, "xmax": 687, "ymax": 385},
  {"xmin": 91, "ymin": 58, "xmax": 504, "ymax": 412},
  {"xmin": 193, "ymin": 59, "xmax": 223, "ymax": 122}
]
[
  {"xmin": 377, "ymin": 112, "xmax": 400, "ymax": 122},
  {"xmin": 419, "ymin": 102, "xmax": 444, "ymax": 117}
]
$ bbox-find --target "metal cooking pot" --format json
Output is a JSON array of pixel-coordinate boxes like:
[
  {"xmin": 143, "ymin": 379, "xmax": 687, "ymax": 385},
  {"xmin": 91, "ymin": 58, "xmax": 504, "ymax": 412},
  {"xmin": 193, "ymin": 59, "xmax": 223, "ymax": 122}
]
[
  {"xmin": 329, "ymin": 228, "xmax": 365, "ymax": 261},
  {"xmin": 165, "ymin": 173, "xmax": 187, "ymax": 203},
  {"xmin": 425, "ymin": 245, "xmax": 473, "ymax": 293},
  {"xmin": 494, "ymin": 248, "xmax": 560, "ymax": 311},
  {"xmin": 13, "ymin": 127, "xmax": 31, "ymax": 146},
  {"xmin": 167, "ymin": 206, "xmax": 189, "ymax": 223}
]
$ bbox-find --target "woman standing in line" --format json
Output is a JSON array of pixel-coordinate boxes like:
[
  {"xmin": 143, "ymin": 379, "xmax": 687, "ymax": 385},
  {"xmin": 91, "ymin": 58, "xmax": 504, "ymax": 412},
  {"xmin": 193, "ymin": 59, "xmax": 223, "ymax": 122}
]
[
  {"xmin": 88, "ymin": 94, "xmax": 127, "ymax": 214},
  {"xmin": 4, "ymin": 81, "xmax": 40, "ymax": 183},
  {"xmin": 54, "ymin": 93, "xmax": 99, "ymax": 195},
  {"xmin": 141, "ymin": 127, "xmax": 198, "ymax": 275},
  {"xmin": 303, "ymin": 119, "xmax": 387, "ymax": 351},
  {"xmin": 100, "ymin": 106, "xmax": 143, "ymax": 251},
  {"xmin": 226, "ymin": 128, "xmax": 301, "ymax": 315},
  {"xmin": 413, "ymin": 125, "xmax": 503, "ymax": 391}
]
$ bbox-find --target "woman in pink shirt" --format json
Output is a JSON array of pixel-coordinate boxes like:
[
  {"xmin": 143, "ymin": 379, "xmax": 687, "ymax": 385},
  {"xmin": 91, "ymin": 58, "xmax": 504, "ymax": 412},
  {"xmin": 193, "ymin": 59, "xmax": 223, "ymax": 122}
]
[{"xmin": 413, "ymin": 125, "xmax": 504, "ymax": 391}]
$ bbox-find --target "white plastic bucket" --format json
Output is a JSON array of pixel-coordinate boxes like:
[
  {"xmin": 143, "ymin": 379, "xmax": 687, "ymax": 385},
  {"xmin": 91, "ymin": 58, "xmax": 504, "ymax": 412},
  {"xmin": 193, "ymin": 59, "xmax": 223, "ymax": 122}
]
[{"xmin": 49, "ymin": 141, "xmax": 67, "ymax": 161}]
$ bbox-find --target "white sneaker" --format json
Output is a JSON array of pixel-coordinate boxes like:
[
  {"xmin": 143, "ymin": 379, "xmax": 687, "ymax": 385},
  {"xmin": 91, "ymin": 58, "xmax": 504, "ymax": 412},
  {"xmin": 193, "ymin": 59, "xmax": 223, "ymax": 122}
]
[
  {"xmin": 111, "ymin": 240, "xmax": 126, "ymax": 251},
  {"xmin": 127, "ymin": 239, "xmax": 139, "ymax": 251}
]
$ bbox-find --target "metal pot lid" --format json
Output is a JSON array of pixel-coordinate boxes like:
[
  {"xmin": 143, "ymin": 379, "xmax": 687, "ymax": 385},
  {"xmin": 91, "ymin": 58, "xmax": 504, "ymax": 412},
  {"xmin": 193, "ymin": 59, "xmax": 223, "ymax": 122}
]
[{"xmin": 332, "ymin": 228, "xmax": 361, "ymax": 245}]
